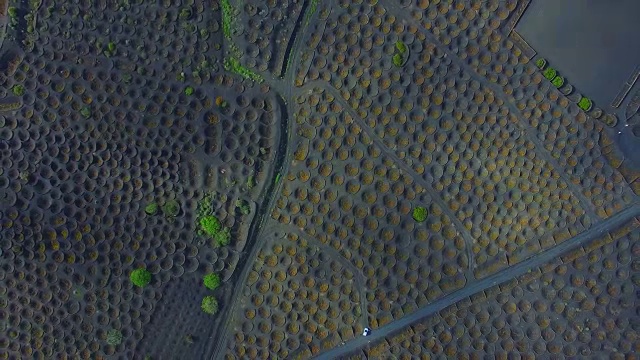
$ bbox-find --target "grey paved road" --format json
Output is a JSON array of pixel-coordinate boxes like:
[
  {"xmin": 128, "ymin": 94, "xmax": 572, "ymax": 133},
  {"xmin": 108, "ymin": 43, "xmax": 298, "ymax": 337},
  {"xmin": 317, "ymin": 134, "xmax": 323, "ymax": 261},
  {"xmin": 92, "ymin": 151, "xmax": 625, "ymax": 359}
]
[{"xmin": 314, "ymin": 203, "xmax": 640, "ymax": 360}]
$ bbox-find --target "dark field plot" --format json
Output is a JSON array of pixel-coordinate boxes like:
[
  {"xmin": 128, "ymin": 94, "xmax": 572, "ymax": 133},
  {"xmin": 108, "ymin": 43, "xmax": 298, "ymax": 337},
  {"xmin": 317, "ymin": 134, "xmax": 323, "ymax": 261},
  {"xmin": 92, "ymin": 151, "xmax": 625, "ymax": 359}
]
[{"xmin": 516, "ymin": 0, "xmax": 640, "ymax": 107}]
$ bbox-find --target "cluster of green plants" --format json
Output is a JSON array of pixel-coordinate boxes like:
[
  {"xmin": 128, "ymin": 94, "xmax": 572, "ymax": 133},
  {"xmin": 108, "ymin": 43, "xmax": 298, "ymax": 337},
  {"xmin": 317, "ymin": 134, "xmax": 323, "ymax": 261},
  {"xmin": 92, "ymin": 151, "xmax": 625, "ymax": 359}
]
[
  {"xmin": 537, "ymin": 57, "xmax": 565, "ymax": 89},
  {"xmin": 130, "ymin": 268, "xmax": 151, "ymax": 287},
  {"xmin": 144, "ymin": 202, "xmax": 158, "ymax": 215},
  {"xmin": 305, "ymin": 0, "xmax": 319, "ymax": 26},
  {"xmin": 8, "ymin": 7, "xmax": 18, "ymax": 27},
  {"xmin": 196, "ymin": 193, "xmax": 232, "ymax": 246},
  {"xmin": 201, "ymin": 273, "xmax": 222, "ymax": 314},
  {"xmin": 224, "ymin": 56, "xmax": 263, "ymax": 83},
  {"xmin": 203, "ymin": 273, "xmax": 221, "ymax": 290},
  {"xmin": 537, "ymin": 57, "xmax": 592, "ymax": 111},
  {"xmin": 392, "ymin": 40, "xmax": 409, "ymax": 67},
  {"xmin": 184, "ymin": 86, "xmax": 194, "ymax": 96},
  {"xmin": 162, "ymin": 199, "xmax": 181, "ymax": 217},
  {"xmin": 220, "ymin": 0, "xmax": 235, "ymax": 39},
  {"xmin": 412, "ymin": 206, "xmax": 428, "ymax": 222},
  {"xmin": 104, "ymin": 41, "xmax": 117, "ymax": 57},
  {"xmin": 578, "ymin": 97, "xmax": 592, "ymax": 111},
  {"xmin": 106, "ymin": 329, "xmax": 123, "ymax": 346},
  {"xmin": 235, "ymin": 199, "xmax": 251, "ymax": 215},
  {"xmin": 80, "ymin": 107, "xmax": 91, "ymax": 119},
  {"xmin": 201, "ymin": 295, "xmax": 219, "ymax": 315},
  {"xmin": 12, "ymin": 84, "xmax": 25, "ymax": 96}
]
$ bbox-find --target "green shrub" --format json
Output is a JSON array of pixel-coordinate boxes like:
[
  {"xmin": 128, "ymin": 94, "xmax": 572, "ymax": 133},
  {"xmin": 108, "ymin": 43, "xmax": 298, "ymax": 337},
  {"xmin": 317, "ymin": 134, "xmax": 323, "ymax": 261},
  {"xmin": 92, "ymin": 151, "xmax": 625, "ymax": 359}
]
[
  {"xmin": 395, "ymin": 40, "xmax": 408, "ymax": 54},
  {"xmin": 80, "ymin": 107, "xmax": 91, "ymax": 118},
  {"xmin": 236, "ymin": 199, "xmax": 251, "ymax": 215},
  {"xmin": 220, "ymin": 0, "xmax": 234, "ymax": 39},
  {"xmin": 578, "ymin": 97, "xmax": 592, "ymax": 111},
  {"xmin": 551, "ymin": 75, "xmax": 564, "ymax": 88},
  {"xmin": 412, "ymin": 206, "xmax": 428, "ymax": 222},
  {"xmin": 184, "ymin": 86, "xmax": 194, "ymax": 96},
  {"xmin": 535, "ymin": 58, "xmax": 546, "ymax": 69},
  {"xmin": 106, "ymin": 329, "xmax": 123, "ymax": 345},
  {"xmin": 201, "ymin": 296, "xmax": 219, "ymax": 315},
  {"xmin": 144, "ymin": 203, "xmax": 158, "ymax": 215},
  {"xmin": 392, "ymin": 53, "xmax": 405, "ymax": 67},
  {"xmin": 162, "ymin": 200, "xmax": 181, "ymax": 217},
  {"xmin": 12, "ymin": 85, "xmax": 25, "ymax": 96},
  {"xmin": 130, "ymin": 268, "xmax": 151, "ymax": 287},
  {"xmin": 203, "ymin": 273, "xmax": 221, "ymax": 290},
  {"xmin": 107, "ymin": 42, "xmax": 116, "ymax": 53},
  {"xmin": 223, "ymin": 56, "xmax": 263, "ymax": 82},
  {"xmin": 200, "ymin": 215, "xmax": 221, "ymax": 236},
  {"xmin": 214, "ymin": 227, "xmax": 231, "ymax": 246},
  {"xmin": 543, "ymin": 67, "xmax": 556, "ymax": 80}
]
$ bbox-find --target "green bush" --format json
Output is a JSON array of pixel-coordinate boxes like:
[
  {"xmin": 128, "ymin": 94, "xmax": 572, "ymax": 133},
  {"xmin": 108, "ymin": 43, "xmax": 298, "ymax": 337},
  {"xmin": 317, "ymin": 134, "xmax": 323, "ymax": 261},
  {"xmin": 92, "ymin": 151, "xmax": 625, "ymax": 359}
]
[
  {"xmin": 200, "ymin": 215, "xmax": 221, "ymax": 236},
  {"xmin": 106, "ymin": 329, "xmax": 123, "ymax": 345},
  {"xmin": 162, "ymin": 199, "xmax": 181, "ymax": 217},
  {"xmin": 578, "ymin": 97, "xmax": 592, "ymax": 111},
  {"xmin": 543, "ymin": 67, "xmax": 556, "ymax": 80},
  {"xmin": 12, "ymin": 85, "xmax": 25, "ymax": 96},
  {"xmin": 184, "ymin": 86, "xmax": 194, "ymax": 96},
  {"xmin": 395, "ymin": 40, "xmax": 408, "ymax": 54},
  {"xmin": 392, "ymin": 53, "xmax": 405, "ymax": 67},
  {"xmin": 80, "ymin": 107, "xmax": 91, "ymax": 118},
  {"xmin": 236, "ymin": 199, "xmax": 251, "ymax": 215},
  {"xmin": 412, "ymin": 206, "xmax": 428, "ymax": 222},
  {"xmin": 201, "ymin": 296, "xmax": 219, "ymax": 315},
  {"xmin": 551, "ymin": 75, "xmax": 564, "ymax": 88},
  {"xmin": 130, "ymin": 268, "xmax": 151, "ymax": 287},
  {"xmin": 535, "ymin": 58, "xmax": 546, "ymax": 69},
  {"xmin": 144, "ymin": 203, "xmax": 158, "ymax": 215},
  {"xmin": 214, "ymin": 227, "xmax": 231, "ymax": 246},
  {"xmin": 203, "ymin": 273, "xmax": 221, "ymax": 290}
]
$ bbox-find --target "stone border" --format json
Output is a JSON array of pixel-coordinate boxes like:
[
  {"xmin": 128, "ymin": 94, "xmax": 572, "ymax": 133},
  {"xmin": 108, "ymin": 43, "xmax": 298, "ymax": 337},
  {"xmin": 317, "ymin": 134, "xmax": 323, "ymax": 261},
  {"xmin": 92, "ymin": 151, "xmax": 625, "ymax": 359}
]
[
  {"xmin": 504, "ymin": 0, "xmax": 531, "ymax": 36},
  {"xmin": 612, "ymin": 64, "xmax": 640, "ymax": 108},
  {"xmin": 509, "ymin": 30, "xmax": 536, "ymax": 59}
]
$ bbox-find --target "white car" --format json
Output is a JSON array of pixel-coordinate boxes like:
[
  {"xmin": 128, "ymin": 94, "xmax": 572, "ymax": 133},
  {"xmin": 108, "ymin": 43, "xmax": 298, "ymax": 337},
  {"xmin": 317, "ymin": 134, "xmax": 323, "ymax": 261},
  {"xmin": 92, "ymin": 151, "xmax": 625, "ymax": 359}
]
[{"xmin": 362, "ymin": 327, "xmax": 371, "ymax": 336}]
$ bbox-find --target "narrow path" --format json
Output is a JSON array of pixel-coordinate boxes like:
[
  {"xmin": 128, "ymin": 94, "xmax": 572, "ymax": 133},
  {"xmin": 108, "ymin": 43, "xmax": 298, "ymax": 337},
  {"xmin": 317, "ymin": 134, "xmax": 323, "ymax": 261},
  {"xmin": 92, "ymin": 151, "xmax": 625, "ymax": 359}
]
[
  {"xmin": 209, "ymin": 1, "xmax": 327, "ymax": 359},
  {"xmin": 298, "ymin": 81, "xmax": 477, "ymax": 275},
  {"xmin": 379, "ymin": 0, "xmax": 601, "ymax": 223},
  {"xmin": 314, "ymin": 203, "xmax": 640, "ymax": 360}
]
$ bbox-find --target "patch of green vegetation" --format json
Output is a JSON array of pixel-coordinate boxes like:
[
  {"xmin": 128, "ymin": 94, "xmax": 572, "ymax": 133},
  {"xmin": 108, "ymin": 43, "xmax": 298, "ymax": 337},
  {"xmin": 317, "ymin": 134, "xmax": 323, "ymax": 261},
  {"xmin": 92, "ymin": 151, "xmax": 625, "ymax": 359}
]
[
  {"xmin": 275, "ymin": 172, "xmax": 281, "ymax": 185},
  {"xmin": 246, "ymin": 175, "xmax": 256, "ymax": 189},
  {"xmin": 578, "ymin": 97, "xmax": 592, "ymax": 111},
  {"xmin": 144, "ymin": 203, "xmax": 158, "ymax": 215},
  {"xmin": 535, "ymin": 58, "xmax": 546, "ymax": 69},
  {"xmin": 184, "ymin": 86, "xmax": 194, "ymax": 96},
  {"xmin": 305, "ymin": 0, "xmax": 319, "ymax": 26},
  {"xmin": 551, "ymin": 75, "xmax": 564, "ymax": 88},
  {"xmin": 8, "ymin": 7, "xmax": 18, "ymax": 26},
  {"xmin": 106, "ymin": 329, "xmax": 123, "ymax": 346},
  {"xmin": 224, "ymin": 57, "xmax": 264, "ymax": 83},
  {"xmin": 179, "ymin": 7, "xmax": 192, "ymax": 20},
  {"xmin": 236, "ymin": 199, "xmax": 250, "ymax": 215},
  {"xmin": 200, "ymin": 215, "xmax": 221, "ymax": 237},
  {"xmin": 220, "ymin": 0, "xmax": 234, "ymax": 39},
  {"xmin": 12, "ymin": 85, "xmax": 25, "ymax": 96},
  {"xmin": 162, "ymin": 199, "xmax": 181, "ymax": 217},
  {"xmin": 412, "ymin": 206, "xmax": 428, "ymax": 222},
  {"xmin": 80, "ymin": 107, "xmax": 91, "ymax": 119},
  {"xmin": 130, "ymin": 268, "xmax": 151, "ymax": 287},
  {"xmin": 104, "ymin": 41, "xmax": 117, "ymax": 57},
  {"xmin": 395, "ymin": 40, "xmax": 408, "ymax": 54},
  {"xmin": 543, "ymin": 67, "xmax": 556, "ymax": 80},
  {"xmin": 214, "ymin": 227, "xmax": 231, "ymax": 246},
  {"xmin": 392, "ymin": 53, "xmax": 404, "ymax": 67},
  {"xmin": 203, "ymin": 273, "xmax": 221, "ymax": 290},
  {"xmin": 0, "ymin": 102, "xmax": 22, "ymax": 112},
  {"xmin": 201, "ymin": 296, "xmax": 219, "ymax": 315}
]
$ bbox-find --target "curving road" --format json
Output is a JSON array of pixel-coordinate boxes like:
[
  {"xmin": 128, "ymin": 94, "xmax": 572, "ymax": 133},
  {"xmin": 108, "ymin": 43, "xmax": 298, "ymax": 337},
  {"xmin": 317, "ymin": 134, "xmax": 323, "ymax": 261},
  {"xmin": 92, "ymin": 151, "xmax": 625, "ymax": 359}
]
[{"xmin": 314, "ymin": 203, "xmax": 640, "ymax": 360}]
